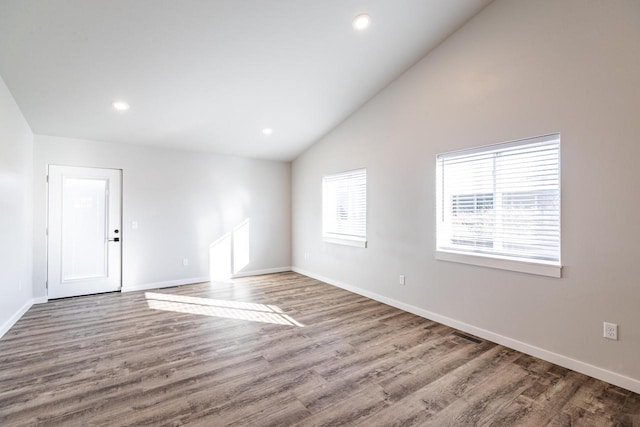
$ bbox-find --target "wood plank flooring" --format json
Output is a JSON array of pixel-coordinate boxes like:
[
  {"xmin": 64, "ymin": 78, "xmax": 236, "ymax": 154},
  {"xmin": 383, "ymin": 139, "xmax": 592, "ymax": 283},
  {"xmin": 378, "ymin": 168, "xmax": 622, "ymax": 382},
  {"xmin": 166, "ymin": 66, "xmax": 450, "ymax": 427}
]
[{"xmin": 0, "ymin": 272, "xmax": 638, "ymax": 426}]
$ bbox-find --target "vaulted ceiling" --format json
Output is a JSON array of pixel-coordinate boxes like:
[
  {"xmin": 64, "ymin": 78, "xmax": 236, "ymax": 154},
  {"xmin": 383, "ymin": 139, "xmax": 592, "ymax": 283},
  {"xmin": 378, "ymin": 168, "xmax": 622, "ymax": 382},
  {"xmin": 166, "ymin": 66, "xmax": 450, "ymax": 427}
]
[{"xmin": 0, "ymin": 0, "xmax": 492, "ymax": 160}]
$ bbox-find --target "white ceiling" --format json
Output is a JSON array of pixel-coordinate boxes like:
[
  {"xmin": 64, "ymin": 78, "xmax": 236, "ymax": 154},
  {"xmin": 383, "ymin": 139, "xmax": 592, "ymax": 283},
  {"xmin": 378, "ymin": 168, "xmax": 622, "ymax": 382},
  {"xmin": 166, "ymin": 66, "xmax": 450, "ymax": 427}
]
[{"xmin": 0, "ymin": 0, "xmax": 492, "ymax": 161}]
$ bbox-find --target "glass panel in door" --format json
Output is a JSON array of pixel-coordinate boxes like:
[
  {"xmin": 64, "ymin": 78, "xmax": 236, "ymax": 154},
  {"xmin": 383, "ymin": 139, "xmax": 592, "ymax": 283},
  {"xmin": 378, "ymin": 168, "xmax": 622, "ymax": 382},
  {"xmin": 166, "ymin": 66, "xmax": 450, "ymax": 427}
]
[{"xmin": 61, "ymin": 177, "xmax": 109, "ymax": 281}]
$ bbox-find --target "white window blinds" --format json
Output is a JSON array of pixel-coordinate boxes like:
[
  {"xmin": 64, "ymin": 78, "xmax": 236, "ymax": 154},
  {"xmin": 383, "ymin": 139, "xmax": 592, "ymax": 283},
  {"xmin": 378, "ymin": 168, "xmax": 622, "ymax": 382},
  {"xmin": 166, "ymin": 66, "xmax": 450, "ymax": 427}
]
[
  {"xmin": 323, "ymin": 168, "xmax": 367, "ymax": 245},
  {"xmin": 436, "ymin": 134, "xmax": 560, "ymax": 265}
]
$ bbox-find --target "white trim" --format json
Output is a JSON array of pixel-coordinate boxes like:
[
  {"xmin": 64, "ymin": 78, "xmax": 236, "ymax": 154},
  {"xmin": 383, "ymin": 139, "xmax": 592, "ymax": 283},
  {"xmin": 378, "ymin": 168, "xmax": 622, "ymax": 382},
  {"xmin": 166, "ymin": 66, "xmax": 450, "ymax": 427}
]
[
  {"xmin": 121, "ymin": 276, "xmax": 209, "ymax": 293},
  {"xmin": 33, "ymin": 296, "xmax": 48, "ymax": 304},
  {"xmin": 0, "ymin": 300, "xmax": 33, "ymax": 339},
  {"xmin": 231, "ymin": 266, "xmax": 291, "ymax": 278},
  {"xmin": 121, "ymin": 268, "xmax": 293, "ymax": 292},
  {"xmin": 323, "ymin": 236, "xmax": 367, "ymax": 248},
  {"xmin": 436, "ymin": 250, "xmax": 562, "ymax": 278},
  {"xmin": 291, "ymin": 267, "xmax": 640, "ymax": 394}
]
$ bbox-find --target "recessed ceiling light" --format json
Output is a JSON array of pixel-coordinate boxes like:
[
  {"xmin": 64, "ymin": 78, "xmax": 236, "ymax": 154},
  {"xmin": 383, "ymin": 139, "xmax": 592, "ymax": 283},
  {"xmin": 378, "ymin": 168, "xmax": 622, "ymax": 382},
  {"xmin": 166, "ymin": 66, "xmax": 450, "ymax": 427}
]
[
  {"xmin": 352, "ymin": 14, "xmax": 371, "ymax": 31},
  {"xmin": 112, "ymin": 100, "xmax": 130, "ymax": 111},
  {"xmin": 262, "ymin": 128, "xmax": 273, "ymax": 136}
]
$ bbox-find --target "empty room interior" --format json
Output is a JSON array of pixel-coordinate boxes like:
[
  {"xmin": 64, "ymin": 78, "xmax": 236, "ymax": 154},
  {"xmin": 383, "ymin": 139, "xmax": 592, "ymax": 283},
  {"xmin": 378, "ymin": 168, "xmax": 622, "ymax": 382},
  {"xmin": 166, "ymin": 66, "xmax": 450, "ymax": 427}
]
[{"xmin": 1, "ymin": 0, "xmax": 639, "ymax": 425}]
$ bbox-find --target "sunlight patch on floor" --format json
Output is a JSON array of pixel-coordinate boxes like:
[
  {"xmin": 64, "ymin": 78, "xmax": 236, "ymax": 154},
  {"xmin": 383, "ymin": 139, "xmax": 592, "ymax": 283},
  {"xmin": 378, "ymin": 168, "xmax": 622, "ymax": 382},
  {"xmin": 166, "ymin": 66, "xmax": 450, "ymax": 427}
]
[{"xmin": 145, "ymin": 292, "xmax": 304, "ymax": 327}]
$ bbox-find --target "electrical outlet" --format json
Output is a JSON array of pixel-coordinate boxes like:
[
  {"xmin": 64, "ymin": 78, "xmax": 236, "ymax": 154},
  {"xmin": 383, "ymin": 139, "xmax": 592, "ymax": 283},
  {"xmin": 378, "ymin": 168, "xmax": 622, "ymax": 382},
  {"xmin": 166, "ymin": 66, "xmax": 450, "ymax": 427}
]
[
  {"xmin": 131, "ymin": 220, "xmax": 139, "ymax": 230},
  {"xmin": 603, "ymin": 322, "xmax": 618, "ymax": 340},
  {"xmin": 399, "ymin": 275, "xmax": 405, "ymax": 286},
  {"xmin": 304, "ymin": 252, "xmax": 309, "ymax": 260},
  {"xmin": 182, "ymin": 258, "xmax": 189, "ymax": 267}
]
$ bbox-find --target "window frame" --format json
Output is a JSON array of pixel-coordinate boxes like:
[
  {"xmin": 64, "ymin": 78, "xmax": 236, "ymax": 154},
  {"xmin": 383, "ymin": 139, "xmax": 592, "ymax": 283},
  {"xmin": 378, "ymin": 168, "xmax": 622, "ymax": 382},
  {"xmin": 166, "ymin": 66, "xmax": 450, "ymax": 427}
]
[
  {"xmin": 322, "ymin": 168, "xmax": 367, "ymax": 248},
  {"xmin": 435, "ymin": 134, "xmax": 561, "ymax": 278}
]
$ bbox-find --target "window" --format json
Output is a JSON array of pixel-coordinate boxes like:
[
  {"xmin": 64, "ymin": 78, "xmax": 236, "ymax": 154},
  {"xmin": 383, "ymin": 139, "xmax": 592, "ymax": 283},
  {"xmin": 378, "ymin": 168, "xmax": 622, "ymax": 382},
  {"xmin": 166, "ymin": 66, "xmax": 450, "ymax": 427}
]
[
  {"xmin": 436, "ymin": 134, "xmax": 561, "ymax": 277},
  {"xmin": 323, "ymin": 168, "xmax": 367, "ymax": 247}
]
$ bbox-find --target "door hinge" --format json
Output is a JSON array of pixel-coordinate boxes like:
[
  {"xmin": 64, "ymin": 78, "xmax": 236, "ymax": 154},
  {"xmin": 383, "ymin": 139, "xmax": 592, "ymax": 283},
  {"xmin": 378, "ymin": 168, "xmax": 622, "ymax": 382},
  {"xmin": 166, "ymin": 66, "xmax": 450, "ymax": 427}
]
[
  {"xmin": 45, "ymin": 281, "xmax": 48, "ymax": 289},
  {"xmin": 46, "ymin": 227, "xmax": 48, "ymax": 236},
  {"xmin": 46, "ymin": 175, "xmax": 49, "ymax": 183}
]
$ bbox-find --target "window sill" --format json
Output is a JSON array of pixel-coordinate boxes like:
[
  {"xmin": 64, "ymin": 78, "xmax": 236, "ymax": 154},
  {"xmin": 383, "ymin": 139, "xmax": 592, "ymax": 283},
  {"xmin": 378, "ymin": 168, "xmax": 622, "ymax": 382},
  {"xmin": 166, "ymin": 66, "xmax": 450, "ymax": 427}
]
[
  {"xmin": 436, "ymin": 250, "xmax": 561, "ymax": 278},
  {"xmin": 323, "ymin": 236, "xmax": 367, "ymax": 248}
]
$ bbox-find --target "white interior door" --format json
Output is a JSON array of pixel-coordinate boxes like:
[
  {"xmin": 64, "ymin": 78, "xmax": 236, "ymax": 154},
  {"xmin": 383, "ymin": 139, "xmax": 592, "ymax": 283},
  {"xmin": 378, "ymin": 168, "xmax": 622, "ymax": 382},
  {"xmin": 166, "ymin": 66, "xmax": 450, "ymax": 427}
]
[{"xmin": 47, "ymin": 166, "xmax": 122, "ymax": 299}]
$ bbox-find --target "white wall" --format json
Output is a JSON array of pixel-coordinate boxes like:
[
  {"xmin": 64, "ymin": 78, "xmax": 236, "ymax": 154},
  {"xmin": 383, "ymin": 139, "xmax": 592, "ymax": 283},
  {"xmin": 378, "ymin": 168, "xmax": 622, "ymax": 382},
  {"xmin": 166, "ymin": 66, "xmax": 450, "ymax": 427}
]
[
  {"xmin": 34, "ymin": 135, "xmax": 291, "ymax": 295},
  {"xmin": 292, "ymin": 0, "xmax": 640, "ymax": 391},
  {"xmin": 0, "ymin": 74, "xmax": 34, "ymax": 335}
]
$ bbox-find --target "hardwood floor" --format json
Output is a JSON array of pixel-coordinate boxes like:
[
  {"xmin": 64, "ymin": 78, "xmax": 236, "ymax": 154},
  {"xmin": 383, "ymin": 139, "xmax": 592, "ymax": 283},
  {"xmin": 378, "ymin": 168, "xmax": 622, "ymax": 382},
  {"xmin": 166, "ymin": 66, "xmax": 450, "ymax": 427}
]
[{"xmin": 0, "ymin": 272, "xmax": 638, "ymax": 426}]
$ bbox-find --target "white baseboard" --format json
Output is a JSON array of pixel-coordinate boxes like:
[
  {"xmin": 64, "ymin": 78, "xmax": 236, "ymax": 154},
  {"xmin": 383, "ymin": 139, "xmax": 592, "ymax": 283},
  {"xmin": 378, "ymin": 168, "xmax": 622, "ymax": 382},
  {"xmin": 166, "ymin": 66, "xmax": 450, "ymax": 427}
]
[
  {"xmin": 121, "ymin": 268, "xmax": 292, "ymax": 293},
  {"xmin": 231, "ymin": 266, "xmax": 291, "ymax": 278},
  {"xmin": 292, "ymin": 267, "xmax": 640, "ymax": 395},
  {"xmin": 33, "ymin": 296, "xmax": 48, "ymax": 304},
  {"xmin": 121, "ymin": 276, "xmax": 210, "ymax": 293},
  {"xmin": 0, "ymin": 299, "xmax": 34, "ymax": 340}
]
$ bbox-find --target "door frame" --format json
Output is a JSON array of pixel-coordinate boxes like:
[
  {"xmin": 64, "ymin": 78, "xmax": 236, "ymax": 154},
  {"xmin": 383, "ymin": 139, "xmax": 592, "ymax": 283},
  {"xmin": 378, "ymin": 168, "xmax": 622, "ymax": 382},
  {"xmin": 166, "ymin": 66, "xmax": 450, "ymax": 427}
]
[{"xmin": 46, "ymin": 164, "xmax": 124, "ymax": 299}]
